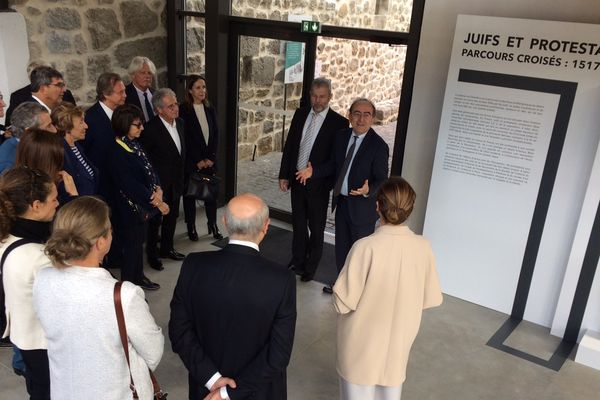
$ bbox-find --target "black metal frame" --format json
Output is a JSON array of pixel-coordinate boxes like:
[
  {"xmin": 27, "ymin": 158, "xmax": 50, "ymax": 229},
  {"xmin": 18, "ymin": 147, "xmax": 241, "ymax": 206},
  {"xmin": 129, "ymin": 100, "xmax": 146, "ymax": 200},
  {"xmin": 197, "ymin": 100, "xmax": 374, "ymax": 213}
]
[{"xmin": 168, "ymin": 1, "xmax": 426, "ymax": 217}]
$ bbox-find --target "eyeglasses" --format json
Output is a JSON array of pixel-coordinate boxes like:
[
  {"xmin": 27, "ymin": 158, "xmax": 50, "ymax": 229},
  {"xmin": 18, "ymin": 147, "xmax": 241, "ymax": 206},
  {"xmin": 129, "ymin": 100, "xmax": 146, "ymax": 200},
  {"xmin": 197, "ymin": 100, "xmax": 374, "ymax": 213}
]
[
  {"xmin": 49, "ymin": 82, "xmax": 66, "ymax": 88},
  {"xmin": 131, "ymin": 122, "xmax": 143, "ymax": 128},
  {"xmin": 350, "ymin": 111, "xmax": 373, "ymax": 119}
]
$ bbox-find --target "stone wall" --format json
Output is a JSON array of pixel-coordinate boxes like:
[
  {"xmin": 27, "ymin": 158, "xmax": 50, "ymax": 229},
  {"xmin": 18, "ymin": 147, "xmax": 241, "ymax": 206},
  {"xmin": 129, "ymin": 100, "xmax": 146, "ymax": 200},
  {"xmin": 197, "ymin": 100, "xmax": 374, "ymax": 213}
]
[
  {"xmin": 222, "ymin": 0, "xmax": 412, "ymax": 160},
  {"xmin": 7, "ymin": 0, "xmax": 168, "ymax": 106}
]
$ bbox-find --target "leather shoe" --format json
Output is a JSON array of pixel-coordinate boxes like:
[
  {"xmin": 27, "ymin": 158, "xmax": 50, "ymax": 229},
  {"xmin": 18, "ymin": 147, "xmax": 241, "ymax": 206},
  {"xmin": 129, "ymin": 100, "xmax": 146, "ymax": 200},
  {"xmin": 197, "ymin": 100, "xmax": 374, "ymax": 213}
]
[
  {"xmin": 138, "ymin": 276, "xmax": 160, "ymax": 290},
  {"xmin": 322, "ymin": 285, "xmax": 333, "ymax": 294},
  {"xmin": 160, "ymin": 250, "xmax": 185, "ymax": 261},
  {"xmin": 148, "ymin": 257, "xmax": 163, "ymax": 271},
  {"xmin": 300, "ymin": 272, "xmax": 314, "ymax": 282}
]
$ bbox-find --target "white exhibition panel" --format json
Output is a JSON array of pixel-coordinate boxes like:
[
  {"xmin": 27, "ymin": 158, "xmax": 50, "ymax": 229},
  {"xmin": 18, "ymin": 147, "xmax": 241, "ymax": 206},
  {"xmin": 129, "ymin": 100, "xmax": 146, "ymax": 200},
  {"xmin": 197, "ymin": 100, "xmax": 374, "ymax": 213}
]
[
  {"xmin": 0, "ymin": 12, "xmax": 29, "ymax": 125},
  {"xmin": 424, "ymin": 15, "xmax": 600, "ymax": 327}
]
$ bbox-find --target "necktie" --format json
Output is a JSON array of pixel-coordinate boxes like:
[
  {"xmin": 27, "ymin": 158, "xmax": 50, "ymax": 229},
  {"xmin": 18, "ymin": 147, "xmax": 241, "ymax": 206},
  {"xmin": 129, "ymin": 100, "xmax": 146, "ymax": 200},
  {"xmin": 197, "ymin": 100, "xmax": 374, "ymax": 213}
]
[
  {"xmin": 333, "ymin": 135, "xmax": 358, "ymax": 198},
  {"xmin": 143, "ymin": 92, "xmax": 154, "ymax": 122},
  {"xmin": 296, "ymin": 112, "xmax": 318, "ymax": 170}
]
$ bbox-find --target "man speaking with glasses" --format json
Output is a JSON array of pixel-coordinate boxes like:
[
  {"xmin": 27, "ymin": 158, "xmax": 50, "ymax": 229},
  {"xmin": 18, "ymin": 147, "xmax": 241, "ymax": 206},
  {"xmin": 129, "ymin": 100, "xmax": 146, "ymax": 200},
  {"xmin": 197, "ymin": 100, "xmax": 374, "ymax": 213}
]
[{"xmin": 300, "ymin": 98, "xmax": 389, "ymax": 293}]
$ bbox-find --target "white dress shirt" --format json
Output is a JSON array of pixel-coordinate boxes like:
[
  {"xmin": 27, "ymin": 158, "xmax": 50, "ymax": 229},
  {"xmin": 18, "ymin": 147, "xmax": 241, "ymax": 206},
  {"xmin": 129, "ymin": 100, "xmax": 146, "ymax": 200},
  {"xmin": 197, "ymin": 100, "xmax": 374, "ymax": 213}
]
[
  {"xmin": 99, "ymin": 101, "xmax": 114, "ymax": 120},
  {"xmin": 160, "ymin": 116, "xmax": 182, "ymax": 154}
]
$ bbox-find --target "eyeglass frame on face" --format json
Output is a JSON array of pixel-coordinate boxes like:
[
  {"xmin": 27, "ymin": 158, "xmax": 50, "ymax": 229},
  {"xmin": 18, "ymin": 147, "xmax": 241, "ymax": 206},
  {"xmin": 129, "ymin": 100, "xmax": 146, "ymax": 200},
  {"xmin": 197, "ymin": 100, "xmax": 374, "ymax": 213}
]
[
  {"xmin": 350, "ymin": 111, "xmax": 373, "ymax": 119},
  {"xmin": 131, "ymin": 122, "xmax": 143, "ymax": 128},
  {"xmin": 48, "ymin": 81, "xmax": 66, "ymax": 89}
]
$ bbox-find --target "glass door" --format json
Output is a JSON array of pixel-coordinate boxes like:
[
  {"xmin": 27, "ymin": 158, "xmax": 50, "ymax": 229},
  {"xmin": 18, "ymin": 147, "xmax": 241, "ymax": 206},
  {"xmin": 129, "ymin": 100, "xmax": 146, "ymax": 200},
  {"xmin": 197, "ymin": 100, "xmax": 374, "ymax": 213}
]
[{"xmin": 234, "ymin": 34, "xmax": 310, "ymax": 215}]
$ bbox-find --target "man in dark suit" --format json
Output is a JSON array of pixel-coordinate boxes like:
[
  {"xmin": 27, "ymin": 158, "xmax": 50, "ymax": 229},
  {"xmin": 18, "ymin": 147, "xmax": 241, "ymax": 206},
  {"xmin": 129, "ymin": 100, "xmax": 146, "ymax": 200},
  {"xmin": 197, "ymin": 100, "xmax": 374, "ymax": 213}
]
[
  {"xmin": 82, "ymin": 72, "xmax": 127, "ymax": 200},
  {"xmin": 169, "ymin": 193, "xmax": 297, "ymax": 400},
  {"xmin": 124, "ymin": 56, "xmax": 156, "ymax": 122},
  {"xmin": 278, "ymin": 78, "xmax": 349, "ymax": 282},
  {"xmin": 305, "ymin": 98, "xmax": 389, "ymax": 293},
  {"xmin": 4, "ymin": 63, "xmax": 76, "ymax": 127},
  {"xmin": 139, "ymin": 88, "xmax": 186, "ymax": 267}
]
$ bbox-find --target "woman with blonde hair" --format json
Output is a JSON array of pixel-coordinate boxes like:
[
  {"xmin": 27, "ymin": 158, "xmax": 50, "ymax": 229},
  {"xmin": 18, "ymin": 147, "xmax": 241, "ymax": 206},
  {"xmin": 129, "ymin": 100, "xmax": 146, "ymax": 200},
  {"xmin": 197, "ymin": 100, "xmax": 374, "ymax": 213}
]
[
  {"xmin": 0, "ymin": 166, "xmax": 59, "ymax": 399},
  {"xmin": 51, "ymin": 103, "xmax": 98, "ymax": 202},
  {"xmin": 33, "ymin": 196, "xmax": 164, "ymax": 399},
  {"xmin": 333, "ymin": 176, "xmax": 443, "ymax": 400}
]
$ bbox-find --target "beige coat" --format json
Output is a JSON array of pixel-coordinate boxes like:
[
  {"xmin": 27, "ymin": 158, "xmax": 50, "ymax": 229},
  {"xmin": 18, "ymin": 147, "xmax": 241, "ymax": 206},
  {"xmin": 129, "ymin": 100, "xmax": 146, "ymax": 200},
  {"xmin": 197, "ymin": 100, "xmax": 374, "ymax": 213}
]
[{"xmin": 333, "ymin": 224, "xmax": 443, "ymax": 386}]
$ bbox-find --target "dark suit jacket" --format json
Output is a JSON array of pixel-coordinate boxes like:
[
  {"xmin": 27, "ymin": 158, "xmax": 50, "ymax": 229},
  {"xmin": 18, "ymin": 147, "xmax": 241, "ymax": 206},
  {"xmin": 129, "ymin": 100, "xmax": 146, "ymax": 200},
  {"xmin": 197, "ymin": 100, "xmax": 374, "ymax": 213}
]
[
  {"xmin": 179, "ymin": 103, "xmax": 219, "ymax": 173},
  {"xmin": 169, "ymin": 244, "xmax": 297, "ymax": 400},
  {"xmin": 279, "ymin": 107, "xmax": 348, "ymax": 192},
  {"xmin": 5, "ymin": 84, "xmax": 76, "ymax": 126},
  {"xmin": 139, "ymin": 115, "xmax": 186, "ymax": 192},
  {"xmin": 81, "ymin": 102, "xmax": 115, "ymax": 200},
  {"xmin": 124, "ymin": 83, "xmax": 155, "ymax": 120},
  {"xmin": 61, "ymin": 140, "xmax": 99, "ymax": 203},
  {"xmin": 323, "ymin": 128, "xmax": 389, "ymax": 225}
]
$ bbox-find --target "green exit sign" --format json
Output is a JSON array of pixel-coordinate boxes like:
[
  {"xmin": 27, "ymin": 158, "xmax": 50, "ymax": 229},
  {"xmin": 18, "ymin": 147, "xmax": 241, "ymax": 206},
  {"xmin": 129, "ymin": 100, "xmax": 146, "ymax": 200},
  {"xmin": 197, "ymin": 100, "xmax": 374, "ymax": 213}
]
[{"xmin": 301, "ymin": 20, "xmax": 321, "ymax": 34}]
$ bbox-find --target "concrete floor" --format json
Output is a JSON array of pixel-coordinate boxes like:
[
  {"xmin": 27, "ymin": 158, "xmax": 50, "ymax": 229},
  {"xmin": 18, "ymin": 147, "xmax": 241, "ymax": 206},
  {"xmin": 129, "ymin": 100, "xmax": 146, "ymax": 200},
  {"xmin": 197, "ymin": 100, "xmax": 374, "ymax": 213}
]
[{"xmin": 2, "ymin": 210, "xmax": 600, "ymax": 399}]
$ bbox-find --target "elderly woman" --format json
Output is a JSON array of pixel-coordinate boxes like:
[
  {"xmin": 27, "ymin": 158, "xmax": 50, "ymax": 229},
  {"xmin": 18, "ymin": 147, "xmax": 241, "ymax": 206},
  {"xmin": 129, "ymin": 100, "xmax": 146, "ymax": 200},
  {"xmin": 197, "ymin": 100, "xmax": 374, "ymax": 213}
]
[
  {"xmin": 51, "ymin": 103, "xmax": 98, "ymax": 202},
  {"xmin": 34, "ymin": 196, "xmax": 164, "ymax": 399},
  {"xmin": 333, "ymin": 177, "xmax": 443, "ymax": 400},
  {"xmin": 0, "ymin": 166, "xmax": 59, "ymax": 399},
  {"xmin": 179, "ymin": 74, "xmax": 222, "ymax": 241},
  {"xmin": 107, "ymin": 104, "xmax": 168, "ymax": 290}
]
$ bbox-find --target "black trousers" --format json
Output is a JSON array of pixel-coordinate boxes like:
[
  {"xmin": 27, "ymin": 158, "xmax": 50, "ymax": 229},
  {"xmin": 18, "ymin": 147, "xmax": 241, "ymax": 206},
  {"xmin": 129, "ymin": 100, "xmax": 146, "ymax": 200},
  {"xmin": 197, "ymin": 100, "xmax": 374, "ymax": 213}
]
[
  {"xmin": 289, "ymin": 180, "xmax": 330, "ymax": 276},
  {"xmin": 20, "ymin": 348, "xmax": 50, "ymax": 400},
  {"xmin": 147, "ymin": 183, "xmax": 181, "ymax": 255},
  {"xmin": 118, "ymin": 220, "xmax": 147, "ymax": 283},
  {"xmin": 334, "ymin": 196, "xmax": 376, "ymax": 272}
]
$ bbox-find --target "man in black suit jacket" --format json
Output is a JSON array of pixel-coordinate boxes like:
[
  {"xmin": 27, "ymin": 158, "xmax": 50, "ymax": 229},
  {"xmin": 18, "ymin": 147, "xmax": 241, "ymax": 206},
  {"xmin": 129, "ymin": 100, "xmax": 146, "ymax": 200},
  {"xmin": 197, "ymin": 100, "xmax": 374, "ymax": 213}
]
[
  {"xmin": 169, "ymin": 193, "xmax": 297, "ymax": 400},
  {"xmin": 4, "ymin": 64, "xmax": 76, "ymax": 127},
  {"xmin": 139, "ymin": 88, "xmax": 186, "ymax": 266},
  {"xmin": 124, "ymin": 56, "xmax": 157, "ymax": 122},
  {"xmin": 82, "ymin": 72, "xmax": 127, "ymax": 200},
  {"xmin": 278, "ymin": 78, "xmax": 349, "ymax": 282},
  {"xmin": 306, "ymin": 98, "xmax": 389, "ymax": 293}
]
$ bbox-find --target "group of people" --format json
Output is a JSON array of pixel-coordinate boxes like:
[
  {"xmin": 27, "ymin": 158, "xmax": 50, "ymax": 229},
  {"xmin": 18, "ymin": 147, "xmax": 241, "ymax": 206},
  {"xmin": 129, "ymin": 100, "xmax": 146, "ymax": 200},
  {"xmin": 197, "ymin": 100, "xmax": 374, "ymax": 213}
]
[
  {"xmin": 0, "ymin": 62, "xmax": 443, "ymax": 400},
  {"xmin": 0, "ymin": 57, "xmax": 222, "ymax": 291}
]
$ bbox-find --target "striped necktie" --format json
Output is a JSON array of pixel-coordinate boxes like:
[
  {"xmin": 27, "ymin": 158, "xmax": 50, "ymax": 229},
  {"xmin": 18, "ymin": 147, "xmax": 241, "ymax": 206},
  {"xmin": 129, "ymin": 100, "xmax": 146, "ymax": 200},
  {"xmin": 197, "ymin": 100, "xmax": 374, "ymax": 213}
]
[{"xmin": 296, "ymin": 112, "xmax": 318, "ymax": 170}]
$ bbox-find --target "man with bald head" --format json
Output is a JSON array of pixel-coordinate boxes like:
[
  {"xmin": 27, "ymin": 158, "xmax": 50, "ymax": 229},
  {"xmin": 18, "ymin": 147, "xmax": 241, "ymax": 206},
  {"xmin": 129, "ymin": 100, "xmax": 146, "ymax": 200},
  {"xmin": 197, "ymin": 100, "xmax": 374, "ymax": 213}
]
[{"xmin": 170, "ymin": 193, "xmax": 297, "ymax": 400}]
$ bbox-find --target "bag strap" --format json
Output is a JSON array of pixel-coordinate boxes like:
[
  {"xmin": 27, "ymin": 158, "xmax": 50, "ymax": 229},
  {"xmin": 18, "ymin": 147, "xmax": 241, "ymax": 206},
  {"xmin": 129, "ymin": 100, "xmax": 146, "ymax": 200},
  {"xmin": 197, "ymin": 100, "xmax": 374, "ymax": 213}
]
[
  {"xmin": 113, "ymin": 282, "xmax": 165, "ymax": 399},
  {"xmin": 114, "ymin": 281, "xmax": 138, "ymax": 399},
  {"xmin": 0, "ymin": 238, "xmax": 35, "ymax": 275}
]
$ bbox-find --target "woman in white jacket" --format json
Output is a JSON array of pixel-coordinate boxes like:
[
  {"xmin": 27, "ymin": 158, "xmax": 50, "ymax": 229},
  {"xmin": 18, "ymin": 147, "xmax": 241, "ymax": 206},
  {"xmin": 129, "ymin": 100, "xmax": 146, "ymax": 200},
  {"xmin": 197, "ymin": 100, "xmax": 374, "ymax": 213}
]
[
  {"xmin": 0, "ymin": 166, "xmax": 59, "ymax": 400},
  {"xmin": 33, "ymin": 196, "xmax": 164, "ymax": 400}
]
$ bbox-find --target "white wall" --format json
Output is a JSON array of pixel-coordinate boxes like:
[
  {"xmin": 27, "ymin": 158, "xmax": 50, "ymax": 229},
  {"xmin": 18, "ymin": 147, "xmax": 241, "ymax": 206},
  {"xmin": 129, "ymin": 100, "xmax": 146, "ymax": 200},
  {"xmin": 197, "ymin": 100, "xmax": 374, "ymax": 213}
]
[
  {"xmin": 0, "ymin": 12, "xmax": 30, "ymax": 125},
  {"xmin": 406, "ymin": 0, "xmax": 600, "ymax": 333}
]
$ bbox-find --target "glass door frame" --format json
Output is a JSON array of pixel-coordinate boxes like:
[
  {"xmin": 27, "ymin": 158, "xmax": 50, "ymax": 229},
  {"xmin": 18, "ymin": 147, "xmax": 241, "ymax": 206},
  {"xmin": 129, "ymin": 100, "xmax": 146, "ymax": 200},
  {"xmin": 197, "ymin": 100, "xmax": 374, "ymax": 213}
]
[{"xmin": 167, "ymin": 1, "xmax": 426, "ymax": 221}]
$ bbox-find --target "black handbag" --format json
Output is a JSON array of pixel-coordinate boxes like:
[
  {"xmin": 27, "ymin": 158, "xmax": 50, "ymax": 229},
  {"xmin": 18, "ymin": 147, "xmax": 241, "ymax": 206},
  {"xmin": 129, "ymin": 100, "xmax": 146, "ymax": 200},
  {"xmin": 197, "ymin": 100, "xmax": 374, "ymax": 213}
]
[{"xmin": 186, "ymin": 172, "xmax": 220, "ymax": 202}]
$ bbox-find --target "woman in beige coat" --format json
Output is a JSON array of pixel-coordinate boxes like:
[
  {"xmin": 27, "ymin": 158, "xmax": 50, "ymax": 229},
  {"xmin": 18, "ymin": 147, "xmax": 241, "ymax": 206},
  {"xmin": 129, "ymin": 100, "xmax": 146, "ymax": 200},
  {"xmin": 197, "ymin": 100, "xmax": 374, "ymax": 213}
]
[{"xmin": 333, "ymin": 176, "xmax": 443, "ymax": 400}]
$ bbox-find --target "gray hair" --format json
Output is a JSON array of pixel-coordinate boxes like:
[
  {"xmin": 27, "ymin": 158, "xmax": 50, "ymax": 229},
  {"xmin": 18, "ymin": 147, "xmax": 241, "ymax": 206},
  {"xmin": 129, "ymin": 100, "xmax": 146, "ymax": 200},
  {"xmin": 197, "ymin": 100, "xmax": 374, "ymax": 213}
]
[
  {"xmin": 127, "ymin": 56, "xmax": 157, "ymax": 77},
  {"xmin": 30, "ymin": 66, "xmax": 63, "ymax": 92},
  {"xmin": 224, "ymin": 196, "xmax": 269, "ymax": 239},
  {"xmin": 152, "ymin": 88, "xmax": 177, "ymax": 110},
  {"xmin": 312, "ymin": 77, "xmax": 332, "ymax": 95},
  {"xmin": 27, "ymin": 60, "xmax": 50, "ymax": 78},
  {"xmin": 10, "ymin": 102, "xmax": 48, "ymax": 138}
]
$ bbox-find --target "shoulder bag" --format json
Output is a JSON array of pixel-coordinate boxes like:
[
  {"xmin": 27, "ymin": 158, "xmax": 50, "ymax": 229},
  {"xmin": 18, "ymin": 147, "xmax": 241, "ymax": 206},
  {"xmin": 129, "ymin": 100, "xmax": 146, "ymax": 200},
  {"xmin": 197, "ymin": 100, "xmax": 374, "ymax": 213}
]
[{"xmin": 114, "ymin": 282, "xmax": 167, "ymax": 400}]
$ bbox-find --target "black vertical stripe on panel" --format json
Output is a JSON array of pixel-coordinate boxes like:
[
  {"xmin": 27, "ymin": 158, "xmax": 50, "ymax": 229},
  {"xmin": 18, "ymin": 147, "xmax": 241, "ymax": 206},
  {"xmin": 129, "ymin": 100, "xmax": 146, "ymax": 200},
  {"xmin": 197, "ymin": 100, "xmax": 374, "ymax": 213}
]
[
  {"xmin": 564, "ymin": 199, "xmax": 600, "ymax": 342},
  {"xmin": 457, "ymin": 69, "xmax": 577, "ymax": 320}
]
